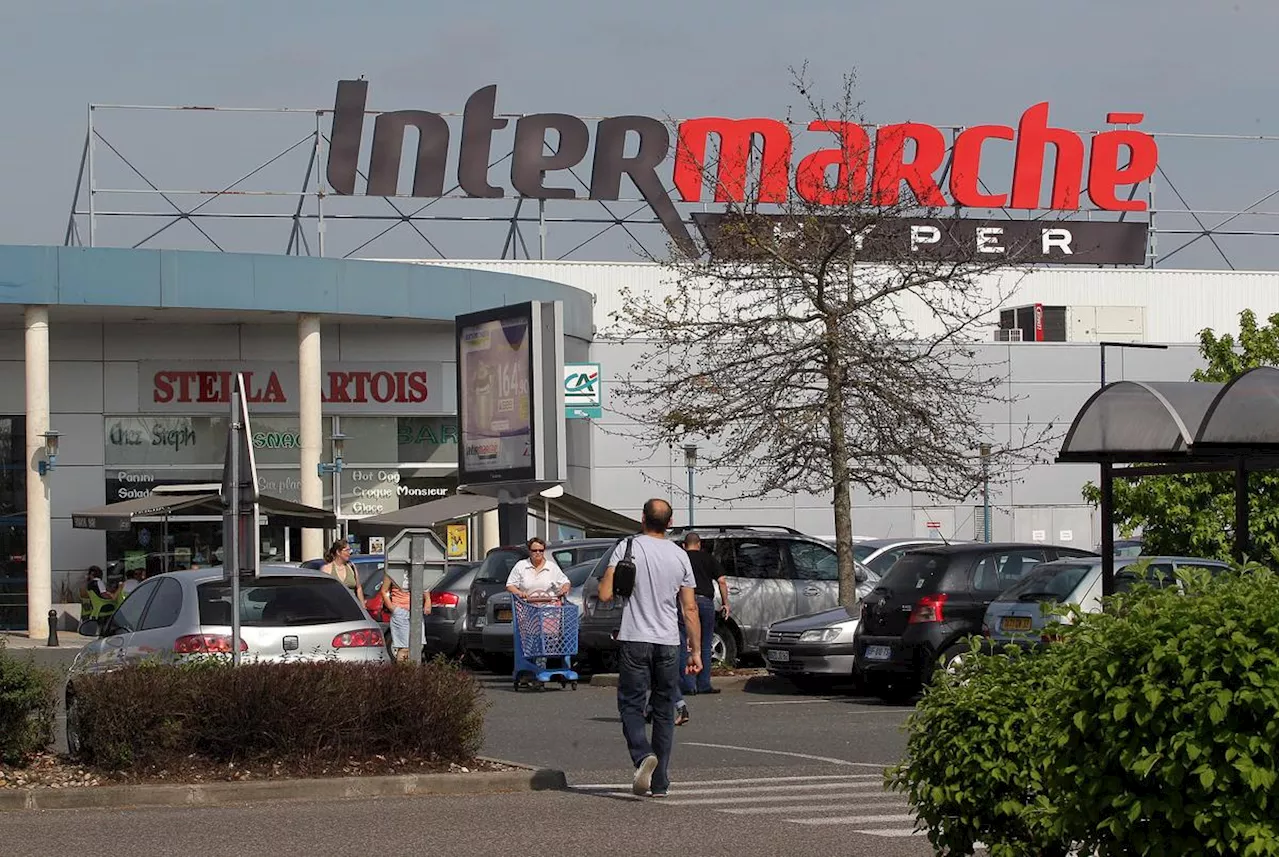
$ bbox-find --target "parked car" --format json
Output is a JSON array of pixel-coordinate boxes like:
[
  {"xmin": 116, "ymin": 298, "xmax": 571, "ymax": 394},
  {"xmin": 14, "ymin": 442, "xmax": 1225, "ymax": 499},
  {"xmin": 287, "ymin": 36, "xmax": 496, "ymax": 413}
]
[
  {"xmin": 66, "ymin": 565, "xmax": 389, "ymax": 752},
  {"xmin": 300, "ymin": 553, "xmax": 388, "ymax": 625},
  {"xmin": 854, "ymin": 542, "xmax": 1097, "ymax": 702},
  {"xmin": 983, "ymin": 555, "xmax": 1232, "ymax": 648},
  {"xmin": 463, "ymin": 539, "xmax": 619, "ymax": 670},
  {"xmin": 580, "ymin": 526, "xmax": 878, "ymax": 669},
  {"xmin": 852, "ymin": 538, "xmax": 961, "ymax": 576},
  {"xmin": 422, "ymin": 561, "xmax": 481, "ymax": 659},
  {"xmin": 762, "ymin": 605, "xmax": 862, "ymax": 690}
]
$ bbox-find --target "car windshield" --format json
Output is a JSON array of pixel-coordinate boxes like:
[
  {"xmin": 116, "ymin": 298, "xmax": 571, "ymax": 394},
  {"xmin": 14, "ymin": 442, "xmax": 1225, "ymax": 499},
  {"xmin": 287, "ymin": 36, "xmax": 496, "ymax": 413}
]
[
  {"xmin": 474, "ymin": 550, "xmax": 523, "ymax": 583},
  {"xmin": 197, "ymin": 576, "xmax": 366, "ymax": 627},
  {"xmin": 434, "ymin": 563, "xmax": 477, "ymax": 590},
  {"xmin": 997, "ymin": 563, "xmax": 1095, "ymax": 603},
  {"xmin": 853, "ymin": 544, "xmax": 876, "ymax": 562}
]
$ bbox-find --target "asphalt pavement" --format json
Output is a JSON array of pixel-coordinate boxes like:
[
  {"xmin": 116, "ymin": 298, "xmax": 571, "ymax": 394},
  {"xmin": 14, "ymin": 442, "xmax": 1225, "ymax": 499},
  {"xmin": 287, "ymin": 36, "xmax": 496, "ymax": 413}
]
[{"xmin": 3, "ymin": 641, "xmax": 932, "ymax": 855}]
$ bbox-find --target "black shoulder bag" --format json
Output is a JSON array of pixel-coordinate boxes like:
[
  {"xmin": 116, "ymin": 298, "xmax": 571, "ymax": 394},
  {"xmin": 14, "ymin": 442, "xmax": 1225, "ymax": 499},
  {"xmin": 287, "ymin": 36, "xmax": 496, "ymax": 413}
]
[{"xmin": 612, "ymin": 537, "xmax": 637, "ymax": 598}]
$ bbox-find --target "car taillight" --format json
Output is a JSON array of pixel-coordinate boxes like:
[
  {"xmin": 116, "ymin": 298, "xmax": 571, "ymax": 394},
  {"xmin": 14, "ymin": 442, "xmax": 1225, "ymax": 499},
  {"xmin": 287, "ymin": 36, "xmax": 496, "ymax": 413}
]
[
  {"xmin": 908, "ymin": 593, "xmax": 948, "ymax": 624},
  {"xmin": 431, "ymin": 592, "xmax": 459, "ymax": 608},
  {"xmin": 174, "ymin": 634, "xmax": 248, "ymax": 654},
  {"xmin": 333, "ymin": 628, "xmax": 385, "ymax": 648}
]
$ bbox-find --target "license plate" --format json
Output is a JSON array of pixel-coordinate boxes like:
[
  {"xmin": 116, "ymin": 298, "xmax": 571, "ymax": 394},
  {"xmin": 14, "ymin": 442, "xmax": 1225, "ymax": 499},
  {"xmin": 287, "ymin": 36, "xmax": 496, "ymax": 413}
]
[
  {"xmin": 495, "ymin": 608, "xmax": 512, "ymax": 622},
  {"xmin": 766, "ymin": 649, "xmax": 790, "ymax": 662},
  {"xmin": 474, "ymin": 617, "xmax": 487, "ymax": 628},
  {"xmin": 1000, "ymin": 616, "xmax": 1033, "ymax": 632},
  {"xmin": 864, "ymin": 645, "xmax": 892, "ymax": 661}
]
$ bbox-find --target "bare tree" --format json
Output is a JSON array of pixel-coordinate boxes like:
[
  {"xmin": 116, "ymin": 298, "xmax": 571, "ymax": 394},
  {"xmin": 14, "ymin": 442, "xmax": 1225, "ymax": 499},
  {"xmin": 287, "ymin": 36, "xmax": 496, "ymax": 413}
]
[{"xmin": 609, "ymin": 68, "xmax": 1056, "ymax": 607}]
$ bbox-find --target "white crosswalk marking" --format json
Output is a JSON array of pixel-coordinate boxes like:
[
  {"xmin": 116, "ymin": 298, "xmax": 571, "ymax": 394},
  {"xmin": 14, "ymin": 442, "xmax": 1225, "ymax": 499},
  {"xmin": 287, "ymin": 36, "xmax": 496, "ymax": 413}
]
[{"xmin": 573, "ymin": 773, "xmax": 924, "ymax": 837}]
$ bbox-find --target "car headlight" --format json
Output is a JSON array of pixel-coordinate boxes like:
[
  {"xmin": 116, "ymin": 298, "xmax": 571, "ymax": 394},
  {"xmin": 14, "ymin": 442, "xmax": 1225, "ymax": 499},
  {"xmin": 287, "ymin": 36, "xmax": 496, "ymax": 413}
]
[
  {"xmin": 800, "ymin": 628, "xmax": 841, "ymax": 643},
  {"xmin": 798, "ymin": 621, "xmax": 860, "ymax": 647}
]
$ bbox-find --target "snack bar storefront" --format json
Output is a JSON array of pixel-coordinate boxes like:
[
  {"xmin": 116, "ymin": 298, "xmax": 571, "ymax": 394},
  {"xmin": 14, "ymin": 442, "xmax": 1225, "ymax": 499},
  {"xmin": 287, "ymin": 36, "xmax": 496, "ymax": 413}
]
[{"xmin": 0, "ymin": 245, "xmax": 594, "ymax": 634}]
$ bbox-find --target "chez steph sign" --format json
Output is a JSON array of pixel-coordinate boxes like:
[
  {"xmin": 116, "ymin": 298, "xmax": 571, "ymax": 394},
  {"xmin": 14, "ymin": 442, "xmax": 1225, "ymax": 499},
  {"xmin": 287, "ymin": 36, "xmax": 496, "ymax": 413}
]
[
  {"xmin": 327, "ymin": 80, "xmax": 1157, "ymax": 260},
  {"xmin": 140, "ymin": 362, "xmax": 455, "ymax": 414}
]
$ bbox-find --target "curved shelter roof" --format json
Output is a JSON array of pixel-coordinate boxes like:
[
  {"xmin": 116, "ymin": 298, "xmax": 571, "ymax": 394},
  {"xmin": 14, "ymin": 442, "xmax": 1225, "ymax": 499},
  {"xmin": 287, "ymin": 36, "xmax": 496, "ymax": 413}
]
[{"xmin": 1058, "ymin": 366, "xmax": 1279, "ymax": 466}]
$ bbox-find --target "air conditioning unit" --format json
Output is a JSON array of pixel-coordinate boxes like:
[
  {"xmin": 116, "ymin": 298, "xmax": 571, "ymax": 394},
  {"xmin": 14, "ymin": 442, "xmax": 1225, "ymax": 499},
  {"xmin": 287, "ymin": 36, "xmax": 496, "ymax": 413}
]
[{"xmin": 993, "ymin": 328, "xmax": 1024, "ymax": 342}]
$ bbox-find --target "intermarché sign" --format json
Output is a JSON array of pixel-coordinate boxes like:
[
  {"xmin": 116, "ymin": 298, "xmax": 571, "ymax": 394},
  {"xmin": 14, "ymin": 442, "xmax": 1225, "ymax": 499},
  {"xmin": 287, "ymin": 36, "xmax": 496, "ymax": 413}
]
[{"xmin": 326, "ymin": 80, "xmax": 1157, "ymax": 259}]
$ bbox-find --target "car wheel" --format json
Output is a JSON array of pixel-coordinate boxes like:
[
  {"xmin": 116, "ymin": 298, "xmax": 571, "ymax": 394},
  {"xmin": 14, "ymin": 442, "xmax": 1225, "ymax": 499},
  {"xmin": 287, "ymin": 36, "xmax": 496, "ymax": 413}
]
[
  {"xmin": 712, "ymin": 622, "xmax": 738, "ymax": 668},
  {"xmin": 940, "ymin": 642, "xmax": 971, "ymax": 676}
]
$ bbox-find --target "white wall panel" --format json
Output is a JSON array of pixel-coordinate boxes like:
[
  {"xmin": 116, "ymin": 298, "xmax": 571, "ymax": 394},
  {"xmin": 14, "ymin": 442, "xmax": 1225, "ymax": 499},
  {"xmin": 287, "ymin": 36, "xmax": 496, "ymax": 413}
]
[
  {"xmin": 51, "ymin": 361, "xmax": 105, "ymax": 414},
  {"xmin": 49, "ymin": 412, "xmax": 104, "ymax": 467},
  {"xmin": 0, "ymin": 362, "xmax": 22, "ymax": 411},
  {"xmin": 103, "ymin": 362, "xmax": 139, "ymax": 413},
  {"xmin": 104, "ymin": 324, "xmax": 241, "ymax": 360},
  {"xmin": 50, "ymin": 324, "xmax": 104, "ymax": 361}
]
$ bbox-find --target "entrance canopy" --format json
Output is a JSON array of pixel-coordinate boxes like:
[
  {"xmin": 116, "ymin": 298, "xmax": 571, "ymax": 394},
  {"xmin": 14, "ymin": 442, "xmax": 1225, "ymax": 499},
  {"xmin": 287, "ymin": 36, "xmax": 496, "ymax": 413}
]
[
  {"xmin": 1055, "ymin": 366, "xmax": 1278, "ymax": 585},
  {"xmin": 72, "ymin": 493, "xmax": 337, "ymax": 531},
  {"xmin": 350, "ymin": 492, "xmax": 641, "ymax": 538}
]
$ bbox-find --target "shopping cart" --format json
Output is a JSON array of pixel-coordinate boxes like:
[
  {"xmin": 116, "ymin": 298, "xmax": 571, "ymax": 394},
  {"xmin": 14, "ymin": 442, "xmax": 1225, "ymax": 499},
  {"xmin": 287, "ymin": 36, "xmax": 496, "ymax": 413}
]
[{"xmin": 512, "ymin": 597, "xmax": 580, "ymax": 691}]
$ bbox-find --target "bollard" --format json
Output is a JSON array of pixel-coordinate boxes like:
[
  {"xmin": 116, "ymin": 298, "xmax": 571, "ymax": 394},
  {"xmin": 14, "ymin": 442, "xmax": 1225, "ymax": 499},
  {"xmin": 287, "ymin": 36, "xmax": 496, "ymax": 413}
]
[{"xmin": 47, "ymin": 609, "xmax": 59, "ymax": 647}]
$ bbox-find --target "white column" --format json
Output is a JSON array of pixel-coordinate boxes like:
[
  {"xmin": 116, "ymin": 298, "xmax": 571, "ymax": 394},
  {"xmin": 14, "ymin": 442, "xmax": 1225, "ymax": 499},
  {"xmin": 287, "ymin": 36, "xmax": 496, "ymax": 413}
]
[
  {"xmin": 481, "ymin": 509, "xmax": 500, "ymax": 554},
  {"xmin": 25, "ymin": 307, "xmax": 51, "ymax": 639},
  {"xmin": 298, "ymin": 314, "xmax": 324, "ymax": 561}
]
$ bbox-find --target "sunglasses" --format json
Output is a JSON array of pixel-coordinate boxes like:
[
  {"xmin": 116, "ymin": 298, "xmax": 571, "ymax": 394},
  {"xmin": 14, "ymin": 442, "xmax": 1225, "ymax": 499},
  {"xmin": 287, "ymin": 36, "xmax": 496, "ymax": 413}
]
[{"xmin": 529, "ymin": 548, "xmax": 545, "ymax": 553}]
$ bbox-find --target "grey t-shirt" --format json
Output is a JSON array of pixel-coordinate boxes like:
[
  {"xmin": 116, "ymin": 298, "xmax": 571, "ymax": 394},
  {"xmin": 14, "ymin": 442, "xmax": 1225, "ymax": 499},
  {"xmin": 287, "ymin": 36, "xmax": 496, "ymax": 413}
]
[{"xmin": 611, "ymin": 534, "xmax": 696, "ymax": 647}]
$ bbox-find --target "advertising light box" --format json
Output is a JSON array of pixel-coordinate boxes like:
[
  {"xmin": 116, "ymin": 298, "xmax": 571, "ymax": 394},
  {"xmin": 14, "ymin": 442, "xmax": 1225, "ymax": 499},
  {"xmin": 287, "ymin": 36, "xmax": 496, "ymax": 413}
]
[{"xmin": 455, "ymin": 301, "xmax": 565, "ymax": 493}]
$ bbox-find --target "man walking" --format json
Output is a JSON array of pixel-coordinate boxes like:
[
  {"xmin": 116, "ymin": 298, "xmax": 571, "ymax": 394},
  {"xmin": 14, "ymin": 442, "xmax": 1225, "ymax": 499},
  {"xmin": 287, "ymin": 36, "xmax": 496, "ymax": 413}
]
[
  {"xmin": 681, "ymin": 533, "xmax": 730, "ymax": 696},
  {"xmin": 599, "ymin": 499, "xmax": 701, "ymax": 798}
]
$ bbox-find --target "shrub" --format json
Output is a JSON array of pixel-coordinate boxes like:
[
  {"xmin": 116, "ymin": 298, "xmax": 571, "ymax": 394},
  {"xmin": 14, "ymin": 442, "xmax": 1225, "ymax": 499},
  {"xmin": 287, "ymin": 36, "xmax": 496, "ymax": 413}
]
[
  {"xmin": 890, "ymin": 567, "xmax": 1279, "ymax": 857},
  {"xmin": 69, "ymin": 658, "xmax": 488, "ymax": 772},
  {"xmin": 1042, "ymin": 567, "xmax": 1279, "ymax": 856},
  {"xmin": 0, "ymin": 644, "xmax": 58, "ymax": 765},
  {"xmin": 887, "ymin": 642, "xmax": 1071, "ymax": 857}
]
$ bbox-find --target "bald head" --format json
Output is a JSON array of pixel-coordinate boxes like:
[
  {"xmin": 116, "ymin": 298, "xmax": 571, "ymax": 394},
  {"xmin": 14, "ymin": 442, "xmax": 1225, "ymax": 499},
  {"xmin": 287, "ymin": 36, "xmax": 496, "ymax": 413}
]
[{"xmin": 642, "ymin": 498, "xmax": 673, "ymax": 534}]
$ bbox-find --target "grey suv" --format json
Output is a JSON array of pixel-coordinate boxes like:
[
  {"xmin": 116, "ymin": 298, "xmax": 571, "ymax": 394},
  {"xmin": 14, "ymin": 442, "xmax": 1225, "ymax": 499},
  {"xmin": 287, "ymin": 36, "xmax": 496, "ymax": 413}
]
[{"xmin": 578, "ymin": 526, "xmax": 877, "ymax": 668}]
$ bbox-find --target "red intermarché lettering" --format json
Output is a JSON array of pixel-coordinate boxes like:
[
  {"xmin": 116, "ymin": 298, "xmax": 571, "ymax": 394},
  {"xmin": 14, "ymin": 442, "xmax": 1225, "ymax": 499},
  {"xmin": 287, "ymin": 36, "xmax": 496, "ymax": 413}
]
[{"xmin": 672, "ymin": 103, "xmax": 1157, "ymax": 213}]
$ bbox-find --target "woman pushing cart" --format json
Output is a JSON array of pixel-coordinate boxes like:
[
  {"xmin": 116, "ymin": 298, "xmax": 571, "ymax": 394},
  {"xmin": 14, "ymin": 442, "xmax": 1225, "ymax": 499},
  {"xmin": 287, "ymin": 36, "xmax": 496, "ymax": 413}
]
[{"xmin": 506, "ymin": 537, "xmax": 580, "ymax": 690}]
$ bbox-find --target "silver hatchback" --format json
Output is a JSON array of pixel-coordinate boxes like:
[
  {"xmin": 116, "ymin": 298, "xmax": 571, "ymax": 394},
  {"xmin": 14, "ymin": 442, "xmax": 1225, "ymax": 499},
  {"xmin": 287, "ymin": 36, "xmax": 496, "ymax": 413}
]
[{"xmin": 70, "ymin": 565, "xmax": 391, "ymax": 676}]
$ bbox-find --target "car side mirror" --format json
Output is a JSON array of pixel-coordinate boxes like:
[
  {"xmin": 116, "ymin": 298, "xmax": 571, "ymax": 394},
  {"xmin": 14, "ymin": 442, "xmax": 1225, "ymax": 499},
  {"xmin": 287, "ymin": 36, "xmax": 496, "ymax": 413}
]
[
  {"xmin": 78, "ymin": 619, "xmax": 101, "ymax": 638},
  {"xmin": 854, "ymin": 566, "xmax": 868, "ymax": 584}
]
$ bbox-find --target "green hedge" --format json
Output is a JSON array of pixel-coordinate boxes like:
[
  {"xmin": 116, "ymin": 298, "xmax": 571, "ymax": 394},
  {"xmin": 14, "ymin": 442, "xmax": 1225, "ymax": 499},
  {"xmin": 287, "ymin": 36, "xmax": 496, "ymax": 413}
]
[
  {"xmin": 69, "ymin": 659, "xmax": 488, "ymax": 772},
  {"xmin": 0, "ymin": 644, "xmax": 57, "ymax": 765},
  {"xmin": 889, "ymin": 567, "xmax": 1279, "ymax": 857}
]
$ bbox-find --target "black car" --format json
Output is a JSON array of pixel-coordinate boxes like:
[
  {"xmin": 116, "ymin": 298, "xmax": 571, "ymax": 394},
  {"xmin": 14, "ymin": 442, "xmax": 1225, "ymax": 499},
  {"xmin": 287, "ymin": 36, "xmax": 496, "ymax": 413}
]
[
  {"xmin": 854, "ymin": 542, "xmax": 1097, "ymax": 701},
  {"xmin": 462, "ymin": 538, "xmax": 618, "ymax": 671}
]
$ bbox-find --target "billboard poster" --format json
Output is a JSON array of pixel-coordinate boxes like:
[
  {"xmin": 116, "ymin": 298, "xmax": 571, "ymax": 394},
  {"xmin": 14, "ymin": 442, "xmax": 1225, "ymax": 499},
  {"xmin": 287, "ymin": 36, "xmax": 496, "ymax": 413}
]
[{"xmin": 457, "ymin": 304, "xmax": 536, "ymax": 482}]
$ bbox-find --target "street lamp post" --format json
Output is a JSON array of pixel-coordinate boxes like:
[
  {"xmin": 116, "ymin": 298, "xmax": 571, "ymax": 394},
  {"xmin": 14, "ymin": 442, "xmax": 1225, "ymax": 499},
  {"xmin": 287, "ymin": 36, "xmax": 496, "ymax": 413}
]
[
  {"xmin": 318, "ymin": 430, "xmax": 347, "ymax": 542},
  {"xmin": 683, "ymin": 444, "xmax": 698, "ymax": 528}
]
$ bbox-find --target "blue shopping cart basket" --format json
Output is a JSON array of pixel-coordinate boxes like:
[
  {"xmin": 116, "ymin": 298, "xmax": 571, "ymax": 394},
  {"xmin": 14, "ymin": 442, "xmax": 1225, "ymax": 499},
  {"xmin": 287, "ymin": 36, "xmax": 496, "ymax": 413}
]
[{"xmin": 512, "ymin": 597, "xmax": 580, "ymax": 691}]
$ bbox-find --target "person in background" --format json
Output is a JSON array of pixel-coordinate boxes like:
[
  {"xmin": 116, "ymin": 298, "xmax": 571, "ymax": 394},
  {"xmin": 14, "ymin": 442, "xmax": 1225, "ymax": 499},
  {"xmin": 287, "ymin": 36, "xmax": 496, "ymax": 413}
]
[
  {"xmin": 680, "ymin": 533, "xmax": 730, "ymax": 696},
  {"xmin": 381, "ymin": 567, "xmax": 428, "ymax": 662},
  {"xmin": 85, "ymin": 566, "xmax": 112, "ymax": 600},
  {"xmin": 322, "ymin": 539, "xmax": 364, "ymax": 603},
  {"xmin": 120, "ymin": 567, "xmax": 146, "ymax": 596},
  {"xmin": 598, "ymin": 499, "xmax": 701, "ymax": 799}
]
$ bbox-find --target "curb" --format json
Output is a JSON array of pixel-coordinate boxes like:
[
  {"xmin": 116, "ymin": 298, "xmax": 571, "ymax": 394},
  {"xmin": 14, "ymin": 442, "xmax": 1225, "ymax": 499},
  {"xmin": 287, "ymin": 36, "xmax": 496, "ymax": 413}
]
[
  {"xmin": 0, "ymin": 767, "xmax": 567, "ymax": 812},
  {"xmin": 587, "ymin": 672, "xmax": 769, "ymax": 691}
]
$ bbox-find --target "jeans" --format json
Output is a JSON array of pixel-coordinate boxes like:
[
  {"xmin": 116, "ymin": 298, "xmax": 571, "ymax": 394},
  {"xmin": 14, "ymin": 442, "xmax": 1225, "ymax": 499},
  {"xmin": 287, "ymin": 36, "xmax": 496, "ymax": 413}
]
[
  {"xmin": 680, "ymin": 596, "xmax": 717, "ymax": 694},
  {"xmin": 617, "ymin": 641, "xmax": 681, "ymax": 793}
]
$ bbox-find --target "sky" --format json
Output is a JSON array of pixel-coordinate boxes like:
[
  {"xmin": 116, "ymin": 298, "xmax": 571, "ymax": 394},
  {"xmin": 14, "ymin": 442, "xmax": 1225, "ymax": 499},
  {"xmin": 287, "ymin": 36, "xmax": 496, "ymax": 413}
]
[{"xmin": 1, "ymin": 0, "xmax": 1276, "ymax": 269}]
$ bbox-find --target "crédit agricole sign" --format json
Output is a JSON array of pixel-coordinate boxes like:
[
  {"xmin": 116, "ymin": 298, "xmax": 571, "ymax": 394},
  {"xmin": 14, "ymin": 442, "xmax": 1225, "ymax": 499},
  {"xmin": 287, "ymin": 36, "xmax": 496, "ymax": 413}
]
[{"xmin": 325, "ymin": 80, "xmax": 1157, "ymax": 262}]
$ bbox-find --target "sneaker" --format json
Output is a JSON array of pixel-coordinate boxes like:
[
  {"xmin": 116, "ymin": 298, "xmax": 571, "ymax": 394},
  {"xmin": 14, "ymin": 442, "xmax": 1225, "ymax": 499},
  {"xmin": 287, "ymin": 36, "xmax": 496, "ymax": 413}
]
[
  {"xmin": 633, "ymin": 755, "xmax": 658, "ymax": 796},
  {"xmin": 675, "ymin": 705, "xmax": 691, "ymax": 727},
  {"xmin": 649, "ymin": 790, "xmax": 668, "ymax": 798}
]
